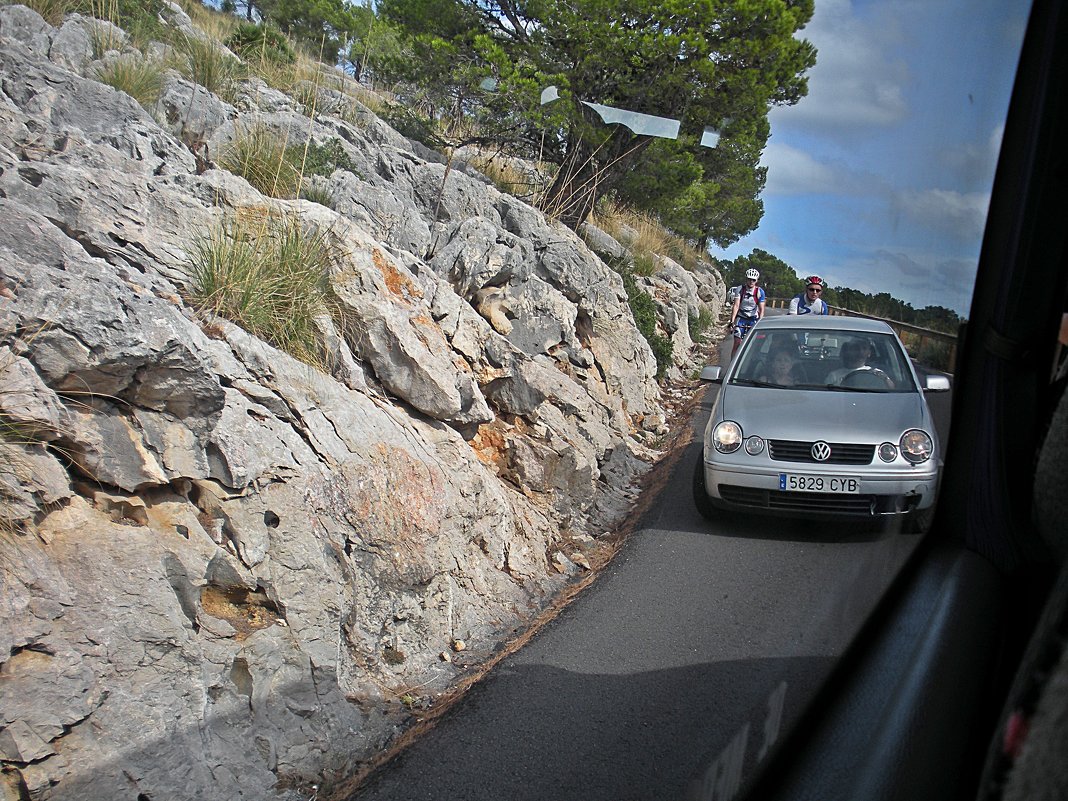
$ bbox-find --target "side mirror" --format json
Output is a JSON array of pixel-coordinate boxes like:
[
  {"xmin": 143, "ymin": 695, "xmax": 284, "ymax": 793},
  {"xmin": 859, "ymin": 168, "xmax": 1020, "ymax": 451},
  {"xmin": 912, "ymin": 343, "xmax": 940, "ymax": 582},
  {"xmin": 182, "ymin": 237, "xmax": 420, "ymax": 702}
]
[
  {"xmin": 700, "ymin": 365, "xmax": 723, "ymax": 383},
  {"xmin": 923, "ymin": 374, "xmax": 951, "ymax": 392}
]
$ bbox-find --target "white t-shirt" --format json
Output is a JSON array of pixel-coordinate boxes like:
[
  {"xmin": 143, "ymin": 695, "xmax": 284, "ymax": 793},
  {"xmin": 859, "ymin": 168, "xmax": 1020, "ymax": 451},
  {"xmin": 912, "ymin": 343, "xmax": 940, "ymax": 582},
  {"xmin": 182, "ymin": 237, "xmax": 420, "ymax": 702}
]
[{"xmin": 826, "ymin": 364, "xmax": 892, "ymax": 386}]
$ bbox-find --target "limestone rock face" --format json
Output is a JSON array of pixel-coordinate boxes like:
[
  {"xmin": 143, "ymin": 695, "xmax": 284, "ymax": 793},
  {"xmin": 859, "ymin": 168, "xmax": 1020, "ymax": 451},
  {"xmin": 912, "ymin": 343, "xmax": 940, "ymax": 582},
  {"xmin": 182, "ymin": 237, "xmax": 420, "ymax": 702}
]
[{"xmin": 0, "ymin": 6, "xmax": 725, "ymax": 800}]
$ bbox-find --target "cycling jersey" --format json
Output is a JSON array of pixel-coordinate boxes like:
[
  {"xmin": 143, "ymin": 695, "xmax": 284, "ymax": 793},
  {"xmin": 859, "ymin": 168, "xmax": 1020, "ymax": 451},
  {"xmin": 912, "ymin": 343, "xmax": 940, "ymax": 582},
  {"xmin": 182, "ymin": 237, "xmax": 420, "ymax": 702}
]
[
  {"xmin": 789, "ymin": 293, "xmax": 828, "ymax": 315},
  {"xmin": 737, "ymin": 286, "xmax": 765, "ymax": 319}
]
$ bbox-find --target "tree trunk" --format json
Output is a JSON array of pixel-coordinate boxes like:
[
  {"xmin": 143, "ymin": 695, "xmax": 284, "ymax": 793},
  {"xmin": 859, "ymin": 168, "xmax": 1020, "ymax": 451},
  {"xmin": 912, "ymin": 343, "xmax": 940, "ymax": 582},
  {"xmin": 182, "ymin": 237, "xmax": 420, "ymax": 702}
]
[
  {"xmin": 541, "ymin": 162, "xmax": 599, "ymax": 230},
  {"xmin": 539, "ymin": 131, "xmax": 652, "ymax": 230}
]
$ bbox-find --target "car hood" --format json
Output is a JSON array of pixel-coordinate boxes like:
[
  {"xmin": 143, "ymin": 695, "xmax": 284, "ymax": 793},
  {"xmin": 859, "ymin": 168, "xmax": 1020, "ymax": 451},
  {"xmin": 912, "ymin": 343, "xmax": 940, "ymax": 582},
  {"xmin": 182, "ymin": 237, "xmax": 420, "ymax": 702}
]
[{"xmin": 718, "ymin": 385, "xmax": 935, "ymax": 442}]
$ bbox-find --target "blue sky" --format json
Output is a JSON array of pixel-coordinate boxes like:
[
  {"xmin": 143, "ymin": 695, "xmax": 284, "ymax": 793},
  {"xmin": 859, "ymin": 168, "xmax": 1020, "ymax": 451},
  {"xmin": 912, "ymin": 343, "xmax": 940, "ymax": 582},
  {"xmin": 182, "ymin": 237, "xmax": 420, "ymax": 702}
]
[{"xmin": 711, "ymin": 0, "xmax": 1032, "ymax": 314}]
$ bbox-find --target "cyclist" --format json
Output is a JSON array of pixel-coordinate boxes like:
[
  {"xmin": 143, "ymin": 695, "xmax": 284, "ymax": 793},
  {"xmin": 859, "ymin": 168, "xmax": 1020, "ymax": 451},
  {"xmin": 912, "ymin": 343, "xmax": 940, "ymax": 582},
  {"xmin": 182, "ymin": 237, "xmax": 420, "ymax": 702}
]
[
  {"xmin": 789, "ymin": 275, "xmax": 829, "ymax": 315},
  {"xmin": 730, "ymin": 268, "xmax": 766, "ymax": 357}
]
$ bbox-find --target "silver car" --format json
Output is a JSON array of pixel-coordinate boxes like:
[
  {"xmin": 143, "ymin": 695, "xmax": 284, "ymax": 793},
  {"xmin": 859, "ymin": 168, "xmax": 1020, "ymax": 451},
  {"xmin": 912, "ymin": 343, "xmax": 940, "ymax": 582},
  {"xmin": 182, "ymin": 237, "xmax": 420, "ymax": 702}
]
[{"xmin": 694, "ymin": 315, "xmax": 951, "ymax": 530}]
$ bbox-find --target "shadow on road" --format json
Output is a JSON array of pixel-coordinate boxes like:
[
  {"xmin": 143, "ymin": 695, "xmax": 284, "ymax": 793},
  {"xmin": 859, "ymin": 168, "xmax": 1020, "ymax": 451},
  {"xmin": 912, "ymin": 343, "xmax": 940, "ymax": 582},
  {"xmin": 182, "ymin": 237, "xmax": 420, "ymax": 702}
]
[{"xmin": 349, "ymin": 654, "xmax": 835, "ymax": 801}]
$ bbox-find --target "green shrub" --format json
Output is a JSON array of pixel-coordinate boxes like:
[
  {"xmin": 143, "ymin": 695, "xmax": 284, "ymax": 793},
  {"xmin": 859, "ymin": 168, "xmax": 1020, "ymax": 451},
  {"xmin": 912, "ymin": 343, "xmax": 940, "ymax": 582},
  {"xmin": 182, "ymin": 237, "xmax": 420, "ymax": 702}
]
[
  {"xmin": 626, "ymin": 276, "xmax": 657, "ymax": 335},
  {"xmin": 95, "ymin": 55, "xmax": 164, "ymax": 110},
  {"xmin": 380, "ymin": 103, "xmax": 445, "ymax": 150},
  {"xmin": 81, "ymin": 0, "xmax": 168, "ymax": 50},
  {"xmin": 225, "ymin": 21, "xmax": 295, "ymax": 65},
  {"xmin": 633, "ymin": 253, "xmax": 657, "ymax": 277},
  {"xmin": 219, "ymin": 125, "xmax": 302, "ymax": 198},
  {"xmin": 299, "ymin": 183, "xmax": 336, "ymax": 209},
  {"xmin": 618, "ymin": 266, "xmax": 673, "ymax": 380},
  {"xmin": 177, "ymin": 33, "xmax": 244, "ymax": 97},
  {"xmin": 688, "ymin": 307, "xmax": 714, "ymax": 344},
  {"xmin": 291, "ymin": 138, "xmax": 361, "ymax": 179},
  {"xmin": 188, "ymin": 216, "xmax": 340, "ymax": 368},
  {"xmin": 647, "ymin": 332, "xmax": 674, "ymax": 379}
]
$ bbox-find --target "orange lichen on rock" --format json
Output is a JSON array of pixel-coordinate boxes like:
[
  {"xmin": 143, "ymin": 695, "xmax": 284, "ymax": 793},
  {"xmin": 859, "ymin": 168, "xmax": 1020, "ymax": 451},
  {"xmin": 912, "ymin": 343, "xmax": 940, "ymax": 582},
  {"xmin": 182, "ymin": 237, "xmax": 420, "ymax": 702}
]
[
  {"xmin": 468, "ymin": 423, "xmax": 509, "ymax": 471},
  {"xmin": 373, "ymin": 248, "xmax": 423, "ymax": 299}
]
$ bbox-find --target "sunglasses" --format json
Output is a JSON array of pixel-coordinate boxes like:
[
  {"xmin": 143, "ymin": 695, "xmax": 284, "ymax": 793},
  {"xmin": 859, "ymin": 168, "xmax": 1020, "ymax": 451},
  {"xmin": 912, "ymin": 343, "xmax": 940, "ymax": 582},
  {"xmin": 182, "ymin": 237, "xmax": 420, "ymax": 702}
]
[{"xmin": 807, "ymin": 286, "xmax": 823, "ymax": 292}]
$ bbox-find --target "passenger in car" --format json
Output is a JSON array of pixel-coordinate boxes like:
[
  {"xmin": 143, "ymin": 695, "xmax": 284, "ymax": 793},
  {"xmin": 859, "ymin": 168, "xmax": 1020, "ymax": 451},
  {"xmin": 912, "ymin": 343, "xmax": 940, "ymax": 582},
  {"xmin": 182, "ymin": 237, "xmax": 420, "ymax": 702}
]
[{"xmin": 759, "ymin": 346, "xmax": 803, "ymax": 385}]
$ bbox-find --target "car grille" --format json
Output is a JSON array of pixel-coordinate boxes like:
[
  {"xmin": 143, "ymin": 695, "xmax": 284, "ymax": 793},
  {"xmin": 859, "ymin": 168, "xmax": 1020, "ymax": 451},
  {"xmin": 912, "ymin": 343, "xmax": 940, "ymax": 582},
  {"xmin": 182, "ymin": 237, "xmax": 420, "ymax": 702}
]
[
  {"xmin": 767, "ymin": 440, "xmax": 875, "ymax": 465},
  {"xmin": 719, "ymin": 485, "xmax": 878, "ymax": 515}
]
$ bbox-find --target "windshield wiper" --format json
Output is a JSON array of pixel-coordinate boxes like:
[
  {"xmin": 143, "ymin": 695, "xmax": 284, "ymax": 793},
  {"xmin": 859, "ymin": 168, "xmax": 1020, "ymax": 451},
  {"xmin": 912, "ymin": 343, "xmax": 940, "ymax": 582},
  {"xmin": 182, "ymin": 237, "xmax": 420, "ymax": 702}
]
[
  {"xmin": 824, "ymin": 384, "xmax": 875, "ymax": 393},
  {"xmin": 731, "ymin": 378, "xmax": 786, "ymax": 388}
]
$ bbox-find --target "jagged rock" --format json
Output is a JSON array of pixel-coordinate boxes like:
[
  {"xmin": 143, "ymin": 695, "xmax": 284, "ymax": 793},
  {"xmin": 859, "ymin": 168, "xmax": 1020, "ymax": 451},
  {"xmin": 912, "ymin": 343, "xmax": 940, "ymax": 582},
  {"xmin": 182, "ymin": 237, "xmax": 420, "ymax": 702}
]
[
  {"xmin": 329, "ymin": 235, "xmax": 495, "ymax": 427},
  {"xmin": 0, "ymin": 6, "xmax": 724, "ymax": 800},
  {"xmin": 0, "ymin": 441, "xmax": 72, "ymax": 521},
  {"xmin": 552, "ymin": 551, "xmax": 581, "ymax": 575},
  {"xmin": 0, "ymin": 4, "xmax": 52, "ymax": 53},
  {"xmin": 157, "ymin": 70, "xmax": 238, "ymax": 160},
  {"xmin": 579, "ymin": 221, "xmax": 629, "ymax": 263},
  {"xmin": 428, "ymin": 216, "xmax": 533, "ymax": 296},
  {"xmin": 0, "ymin": 348, "xmax": 66, "ymax": 438}
]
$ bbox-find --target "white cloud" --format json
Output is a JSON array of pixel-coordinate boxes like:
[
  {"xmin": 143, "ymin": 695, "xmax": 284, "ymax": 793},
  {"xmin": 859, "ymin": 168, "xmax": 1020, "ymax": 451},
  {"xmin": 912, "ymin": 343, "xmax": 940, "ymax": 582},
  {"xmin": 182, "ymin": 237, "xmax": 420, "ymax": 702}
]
[
  {"xmin": 895, "ymin": 188, "xmax": 991, "ymax": 242},
  {"xmin": 832, "ymin": 249, "xmax": 977, "ymax": 313},
  {"xmin": 762, "ymin": 143, "xmax": 861, "ymax": 196},
  {"xmin": 773, "ymin": 0, "xmax": 910, "ymax": 129},
  {"xmin": 989, "ymin": 123, "xmax": 1005, "ymax": 158},
  {"xmin": 936, "ymin": 122, "xmax": 1007, "ymax": 190}
]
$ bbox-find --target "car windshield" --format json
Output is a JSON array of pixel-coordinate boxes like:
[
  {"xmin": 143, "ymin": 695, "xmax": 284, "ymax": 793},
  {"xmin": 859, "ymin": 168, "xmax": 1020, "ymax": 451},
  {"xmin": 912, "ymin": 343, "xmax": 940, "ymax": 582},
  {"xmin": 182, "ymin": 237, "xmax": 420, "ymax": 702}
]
[{"xmin": 731, "ymin": 328, "xmax": 917, "ymax": 392}]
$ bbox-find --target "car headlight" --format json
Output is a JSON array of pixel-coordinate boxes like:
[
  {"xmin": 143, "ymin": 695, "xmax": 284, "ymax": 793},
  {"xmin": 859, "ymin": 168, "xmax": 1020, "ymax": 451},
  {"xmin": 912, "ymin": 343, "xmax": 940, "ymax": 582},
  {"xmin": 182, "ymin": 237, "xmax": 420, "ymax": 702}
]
[
  {"xmin": 712, "ymin": 421, "xmax": 743, "ymax": 453},
  {"xmin": 900, "ymin": 429, "xmax": 934, "ymax": 464},
  {"xmin": 745, "ymin": 436, "xmax": 765, "ymax": 456},
  {"xmin": 878, "ymin": 442, "xmax": 898, "ymax": 462}
]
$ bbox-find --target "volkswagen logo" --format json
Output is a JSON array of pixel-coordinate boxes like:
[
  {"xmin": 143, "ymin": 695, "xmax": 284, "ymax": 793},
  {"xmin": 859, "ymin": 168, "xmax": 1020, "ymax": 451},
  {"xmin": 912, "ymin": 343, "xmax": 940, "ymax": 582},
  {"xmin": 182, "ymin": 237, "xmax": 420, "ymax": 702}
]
[{"xmin": 811, "ymin": 441, "xmax": 832, "ymax": 462}]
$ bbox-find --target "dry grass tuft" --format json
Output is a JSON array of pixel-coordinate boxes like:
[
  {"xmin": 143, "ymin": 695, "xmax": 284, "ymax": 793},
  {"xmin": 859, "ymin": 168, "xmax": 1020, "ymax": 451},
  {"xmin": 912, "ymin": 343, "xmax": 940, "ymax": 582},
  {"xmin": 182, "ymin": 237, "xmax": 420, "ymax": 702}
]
[{"xmin": 187, "ymin": 214, "xmax": 342, "ymax": 369}]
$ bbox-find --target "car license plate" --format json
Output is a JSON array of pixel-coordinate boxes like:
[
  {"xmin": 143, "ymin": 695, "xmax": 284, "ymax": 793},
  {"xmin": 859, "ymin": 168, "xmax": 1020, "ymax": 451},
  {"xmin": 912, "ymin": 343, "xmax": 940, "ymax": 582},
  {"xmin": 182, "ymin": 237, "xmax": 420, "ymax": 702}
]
[{"xmin": 779, "ymin": 474, "xmax": 860, "ymax": 493}]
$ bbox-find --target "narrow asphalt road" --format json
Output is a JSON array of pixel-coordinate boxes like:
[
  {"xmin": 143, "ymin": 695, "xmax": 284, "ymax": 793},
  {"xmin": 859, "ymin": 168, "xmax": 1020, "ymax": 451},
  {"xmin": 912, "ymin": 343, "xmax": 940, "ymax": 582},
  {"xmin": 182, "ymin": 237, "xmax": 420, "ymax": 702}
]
[{"xmin": 344, "ymin": 322, "xmax": 951, "ymax": 801}]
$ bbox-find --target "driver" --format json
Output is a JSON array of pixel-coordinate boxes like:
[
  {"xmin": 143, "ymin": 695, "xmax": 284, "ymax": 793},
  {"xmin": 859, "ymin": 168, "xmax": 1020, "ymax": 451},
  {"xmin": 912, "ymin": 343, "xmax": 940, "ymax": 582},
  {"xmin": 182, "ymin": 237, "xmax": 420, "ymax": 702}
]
[{"xmin": 826, "ymin": 339, "xmax": 893, "ymax": 386}]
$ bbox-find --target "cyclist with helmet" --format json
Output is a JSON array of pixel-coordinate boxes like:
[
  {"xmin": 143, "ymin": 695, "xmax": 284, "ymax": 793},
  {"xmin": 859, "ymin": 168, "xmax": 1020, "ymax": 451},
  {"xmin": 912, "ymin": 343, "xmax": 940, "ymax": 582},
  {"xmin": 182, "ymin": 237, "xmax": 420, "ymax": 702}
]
[
  {"xmin": 730, "ymin": 268, "xmax": 766, "ymax": 357},
  {"xmin": 789, "ymin": 275, "xmax": 829, "ymax": 315}
]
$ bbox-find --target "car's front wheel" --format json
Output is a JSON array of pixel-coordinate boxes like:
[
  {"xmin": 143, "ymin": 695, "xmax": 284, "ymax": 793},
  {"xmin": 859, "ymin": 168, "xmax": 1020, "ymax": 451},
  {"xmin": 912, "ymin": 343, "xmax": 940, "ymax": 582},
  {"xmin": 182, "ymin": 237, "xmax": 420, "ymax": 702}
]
[
  {"xmin": 693, "ymin": 454, "xmax": 716, "ymax": 521},
  {"xmin": 908, "ymin": 504, "xmax": 936, "ymax": 534}
]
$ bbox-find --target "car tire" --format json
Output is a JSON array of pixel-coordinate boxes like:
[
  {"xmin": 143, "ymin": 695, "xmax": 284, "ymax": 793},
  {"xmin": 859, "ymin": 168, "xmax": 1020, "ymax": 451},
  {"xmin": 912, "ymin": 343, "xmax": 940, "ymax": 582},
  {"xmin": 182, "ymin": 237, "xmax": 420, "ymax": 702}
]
[
  {"xmin": 693, "ymin": 454, "xmax": 716, "ymax": 521},
  {"xmin": 908, "ymin": 505, "xmax": 935, "ymax": 534}
]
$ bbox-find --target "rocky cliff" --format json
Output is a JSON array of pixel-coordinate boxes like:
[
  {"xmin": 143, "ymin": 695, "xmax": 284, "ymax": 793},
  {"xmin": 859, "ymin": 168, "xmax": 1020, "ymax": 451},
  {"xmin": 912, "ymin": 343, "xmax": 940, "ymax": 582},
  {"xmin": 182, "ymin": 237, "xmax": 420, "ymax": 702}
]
[{"xmin": 0, "ymin": 4, "xmax": 725, "ymax": 799}]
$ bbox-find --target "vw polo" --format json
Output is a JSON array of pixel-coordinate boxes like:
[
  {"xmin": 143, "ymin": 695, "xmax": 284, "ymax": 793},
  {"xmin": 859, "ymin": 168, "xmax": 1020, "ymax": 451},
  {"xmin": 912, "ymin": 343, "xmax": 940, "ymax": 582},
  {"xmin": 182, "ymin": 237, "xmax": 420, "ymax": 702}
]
[{"xmin": 694, "ymin": 316, "xmax": 950, "ymax": 530}]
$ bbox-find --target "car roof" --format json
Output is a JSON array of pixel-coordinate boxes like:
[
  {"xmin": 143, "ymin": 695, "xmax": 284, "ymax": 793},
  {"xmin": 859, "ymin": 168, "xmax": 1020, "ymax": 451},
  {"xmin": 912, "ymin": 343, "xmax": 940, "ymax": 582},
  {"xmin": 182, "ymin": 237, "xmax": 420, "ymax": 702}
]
[{"xmin": 755, "ymin": 315, "xmax": 895, "ymax": 334}]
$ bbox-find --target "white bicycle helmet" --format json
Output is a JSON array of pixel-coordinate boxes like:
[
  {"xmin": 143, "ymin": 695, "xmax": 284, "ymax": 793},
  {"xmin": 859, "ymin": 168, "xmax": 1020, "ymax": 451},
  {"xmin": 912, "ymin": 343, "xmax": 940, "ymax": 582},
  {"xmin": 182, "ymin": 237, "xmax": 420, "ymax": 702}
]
[{"xmin": 745, "ymin": 268, "xmax": 760, "ymax": 280}]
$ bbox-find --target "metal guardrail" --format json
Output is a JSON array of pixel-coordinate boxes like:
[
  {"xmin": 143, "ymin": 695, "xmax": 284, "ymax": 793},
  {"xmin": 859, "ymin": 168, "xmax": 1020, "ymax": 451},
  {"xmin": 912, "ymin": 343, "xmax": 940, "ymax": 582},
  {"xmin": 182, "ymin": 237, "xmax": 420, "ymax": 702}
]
[{"xmin": 764, "ymin": 297, "xmax": 958, "ymax": 371}]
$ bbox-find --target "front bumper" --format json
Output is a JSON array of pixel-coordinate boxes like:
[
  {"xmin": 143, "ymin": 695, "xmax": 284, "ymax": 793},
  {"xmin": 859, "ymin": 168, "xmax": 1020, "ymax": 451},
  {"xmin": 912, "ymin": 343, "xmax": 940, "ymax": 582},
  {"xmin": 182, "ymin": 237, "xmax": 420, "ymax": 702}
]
[{"xmin": 701, "ymin": 459, "xmax": 940, "ymax": 518}]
